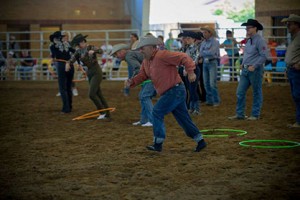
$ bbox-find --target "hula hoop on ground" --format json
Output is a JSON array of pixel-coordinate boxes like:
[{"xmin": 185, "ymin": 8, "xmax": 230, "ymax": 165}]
[
  {"xmin": 201, "ymin": 129, "xmax": 247, "ymax": 138},
  {"xmin": 72, "ymin": 107, "xmax": 116, "ymax": 121},
  {"xmin": 239, "ymin": 139, "xmax": 300, "ymax": 149}
]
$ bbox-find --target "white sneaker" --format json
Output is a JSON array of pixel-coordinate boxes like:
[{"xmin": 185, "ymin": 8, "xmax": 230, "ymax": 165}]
[
  {"xmin": 56, "ymin": 92, "xmax": 61, "ymax": 97},
  {"xmin": 132, "ymin": 121, "xmax": 142, "ymax": 126},
  {"xmin": 141, "ymin": 122, "xmax": 153, "ymax": 127},
  {"xmin": 72, "ymin": 88, "xmax": 78, "ymax": 96},
  {"xmin": 97, "ymin": 114, "xmax": 106, "ymax": 120}
]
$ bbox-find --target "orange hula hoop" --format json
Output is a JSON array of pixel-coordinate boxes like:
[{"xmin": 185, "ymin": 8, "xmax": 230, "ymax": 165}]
[{"xmin": 72, "ymin": 107, "xmax": 116, "ymax": 121}]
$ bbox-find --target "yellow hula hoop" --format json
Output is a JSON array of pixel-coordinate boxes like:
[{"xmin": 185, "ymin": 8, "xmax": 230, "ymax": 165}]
[{"xmin": 72, "ymin": 107, "xmax": 116, "ymax": 121}]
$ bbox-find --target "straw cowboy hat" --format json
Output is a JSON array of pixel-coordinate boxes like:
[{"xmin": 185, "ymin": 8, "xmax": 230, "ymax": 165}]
[
  {"xmin": 241, "ymin": 19, "xmax": 264, "ymax": 30},
  {"xmin": 70, "ymin": 34, "xmax": 88, "ymax": 47},
  {"xmin": 281, "ymin": 14, "xmax": 300, "ymax": 23},
  {"xmin": 110, "ymin": 43, "xmax": 130, "ymax": 56},
  {"xmin": 134, "ymin": 36, "xmax": 162, "ymax": 50},
  {"xmin": 200, "ymin": 26, "xmax": 216, "ymax": 37}
]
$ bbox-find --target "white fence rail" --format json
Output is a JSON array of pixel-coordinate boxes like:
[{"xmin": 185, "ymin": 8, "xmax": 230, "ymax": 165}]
[{"xmin": 0, "ymin": 27, "xmax": 290, "ymax": 83}]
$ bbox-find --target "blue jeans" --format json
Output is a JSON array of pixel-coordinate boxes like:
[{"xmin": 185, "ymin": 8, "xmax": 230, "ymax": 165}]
[
  {"xmin": 186, "ymin": 66, "xmax": 200, "ymax": 111},
  {"xmin": 152, "ymin": 83, "xmax": 203, "ymax": 144},
  {"xmin": 203, "ymin": 60, "xmax": 220, "ymax": 105},
  {"xmin": 124, "ymin": 65, "xmax": 135, "ymax": 95},
  {"xmin": 139, "ymin": 82, "xmax": 156, "ymax": 124},
  {"xmin": 18, "ymin": 66, "xmax": 33, "ymax": 80},
  {"xmin": 56, "ymin": 61, "xmax": 74, "ymax": 113},
  {"xmin": 287, "ymin": 68, "xmax": 300, "ymax": 123},
  {"xmin": 236, "ymin": 67, "xmax": 263, "ymax": 117}
]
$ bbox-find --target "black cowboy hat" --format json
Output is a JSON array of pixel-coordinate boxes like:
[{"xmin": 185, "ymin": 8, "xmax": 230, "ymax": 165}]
[
  {"xmin": 49, "ymin": 31, "xmax": 63, "ymax": 42},
  {"xmin": 241, "ymin": 19, "xmax": 263, "ymax": 30},
  {"xmin": 70, "ymin": 34, "xmax": 88, "ymax": 47},
  {"xmin": 195, "ymin": 32, "xmax": 204, "ymax": 40}
]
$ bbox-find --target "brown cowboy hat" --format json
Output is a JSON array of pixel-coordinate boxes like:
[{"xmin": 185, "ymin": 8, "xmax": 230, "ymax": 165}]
[
  {"xmin": 200, "ymin": 26, "xmax": 216, "ymax": 37},
  {"xmin": 70, "ymin": 34, "xmax": 88, "ymax": 47},
  {"xmin": 241, "ymin": 19, "xmax": 263, "ymax": 30}
]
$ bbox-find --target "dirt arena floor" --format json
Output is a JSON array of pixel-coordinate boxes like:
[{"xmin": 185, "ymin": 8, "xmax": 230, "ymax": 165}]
[{"xmin": 0, "ymin": 80, "xmax": 299, "ymax": 200}]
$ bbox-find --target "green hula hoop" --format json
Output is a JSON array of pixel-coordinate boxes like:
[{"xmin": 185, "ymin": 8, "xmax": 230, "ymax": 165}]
[
  {"xmin": 239, "ymin": 139, "xmax": 300, "ymax": 149},
  {"xmin": 139, "ymin": 80, "xmax": 152, "ymax": 86},
  {"xmin": 201, "ymin": 129, "xmax": 247, "ymax": 138}
]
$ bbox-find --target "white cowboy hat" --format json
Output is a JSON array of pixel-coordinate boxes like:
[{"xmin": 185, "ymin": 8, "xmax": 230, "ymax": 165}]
[
  {"xmin": 110, "ymin": 43, "xmax": 129, "ymax": 56},
  {"xmin": 134, "ymin": 36, "xmax": 162, "ymax": 50},
  {"xmin": 281, "ymin": 14, "xmax": 300, "ymax": 23}
]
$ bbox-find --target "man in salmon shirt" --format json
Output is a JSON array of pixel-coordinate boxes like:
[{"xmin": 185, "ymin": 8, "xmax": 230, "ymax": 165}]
[{"xmin": 126, "ymin": 36, "xmax": 207, "ymax": 152}]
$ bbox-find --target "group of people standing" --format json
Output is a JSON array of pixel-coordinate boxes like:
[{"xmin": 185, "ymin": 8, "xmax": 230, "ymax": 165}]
[{"xmin": 49, "ymin": 14, "xmax": 299, "ymax": 153}]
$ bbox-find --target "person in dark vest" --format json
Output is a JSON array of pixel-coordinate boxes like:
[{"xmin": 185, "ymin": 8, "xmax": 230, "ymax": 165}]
[{"xmin": 49, "ymin": 31, "xmax": 75, "ymax": 114}]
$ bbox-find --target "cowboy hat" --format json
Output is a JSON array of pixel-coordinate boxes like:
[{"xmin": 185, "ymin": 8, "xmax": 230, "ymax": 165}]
[
  {"xmin": 281, "ymin": 14, "xmax": 300, "ymax": 23},
  {"xmin": 70, "ymin": 34, "xmax": 88, "ymax": 47},
  {"xmin": 241, "ymin": 19, "xmax": 263, "ymax": 30},
  {"xmin": 110, "ymin": 43, "xmax": 130, "ymax": 56},
  {"xmin": 200, "ymin": 26, "xmax": 216, "ymax": 36},
  {"xmin": 49, "ymin": 31, "xmax": 63, "ymax": 42},
  {"xmin": 134, "ymin": 36, "xmax": 162, "ymax": 50}
]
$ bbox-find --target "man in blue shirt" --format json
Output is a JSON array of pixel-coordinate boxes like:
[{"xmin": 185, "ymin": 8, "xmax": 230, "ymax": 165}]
[
  {"xmin": 220, "ymin": 30, "xmax": 239, "ymax": 81},
  {"xmin": 200, "ymin": 26, "xmax": 221, "ymax": 106},
  {"xmin": 228, "ymin": 19, "xmax": 267, "ymax": 120}
]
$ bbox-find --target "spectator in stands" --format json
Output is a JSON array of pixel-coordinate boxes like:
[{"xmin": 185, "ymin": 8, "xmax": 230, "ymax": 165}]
[
  {"xmin": 110, "ymin": 43, "xmax": 156, "ymax": 127},
  {"xmin": 228, "ymin": 19, "xmax": 267, "ymax": 121},
  {"xmin": 282, "ymin": 14, "xmax": 300, "ymax": 128},
  {"xmin": 49, "ymin": 31, "xmax": 75, "ymax": 114},
  {"xmin": 124, "ymin": 33, "xmax": 140, "ymax": 96},
  {"xmin": 130, "ymin": 33, "xmax": 139, "ymax": 50},
  {"xmin": 165, "ymin": 32, "xmax": 180, "ymax": 51},
  {"xmin": 220, "ymin": 30, "xmax": 240, "ymax": 81},
  {"xmin": 126, "ymin": 36, "xmax": 206, "ymax": 152},
  {"xmin": 157, "ymin": 35, "xmax": 165, "ymax": 50},
  {"xmin": 200, "ymin": 26, "xmax": 221, "ymax": 106},
  {"xmin": 265, "ymin": 37, "xmax": 278, "ymax": 67},
  {"xmin": 69, "ymin": 34, "xmax": 110, "ymax": 120},
  {"xmin": 3, "ymin": 51, "xmax": 17, "ymax": 80},
  {"xmin": 8, "ymin": 35, "xmax": 20, "ymax": 58},
  {"xmin": 100, "ymin": 42, "xmax": 113, "ymax": 67},
  {"xmin": 18, "ymin": 50, "xmax": 34, "ymax": 80}
]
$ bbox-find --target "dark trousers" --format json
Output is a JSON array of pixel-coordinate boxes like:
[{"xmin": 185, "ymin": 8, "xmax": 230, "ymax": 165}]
[
  {"xmin": 88, "ymin": 65, "xmax": 110, "ymax": 117},
  {"xmin": 288, "ymin": 68, "xmax": 300, "ymax": 123},
  {"xmin": 178, "ymin": 66, "xmax": 190, "ymax": 108},
  {"xmin": 186, "ymin": 66, "xmax": 200, "ymax": 111},
  {"xmin": 197, "ymin": 63, "xmax": 206, "ymax": 102},
  {"xmin": 56, "ymin": 62, "xmax": 74, "ymax": 113}
]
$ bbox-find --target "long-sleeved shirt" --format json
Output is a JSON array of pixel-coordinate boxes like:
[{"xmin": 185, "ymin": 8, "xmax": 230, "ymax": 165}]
[
  {"xmin": 130, "ymin": 49, "xmax": 196, "ymax": 95},
  {"xmin": 242, "ymin": 33, "xmax": 267, "ymax": 68},
  {"xmin": 125, "ymin": 50, "xmax": 144, "ymax": 77},
  {"xmin": 200, "ymin": 37, "xmax": 220, "ymax": 59},
  {"xmin": 285, "ymin": 31, "xmax": 300, "ymax": 67},
  {"xmin": 50, "ymin": 41, "xmax": 75, "ymax": 61},
  {"xmin": 70, "ymin": 45, "xmax": 103, "ymax": 68}
]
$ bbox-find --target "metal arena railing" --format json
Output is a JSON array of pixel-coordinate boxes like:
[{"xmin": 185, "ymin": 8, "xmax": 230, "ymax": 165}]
[{"xmin": 0, "ymin": 27, "xmax": 290, "ymax": 83}]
